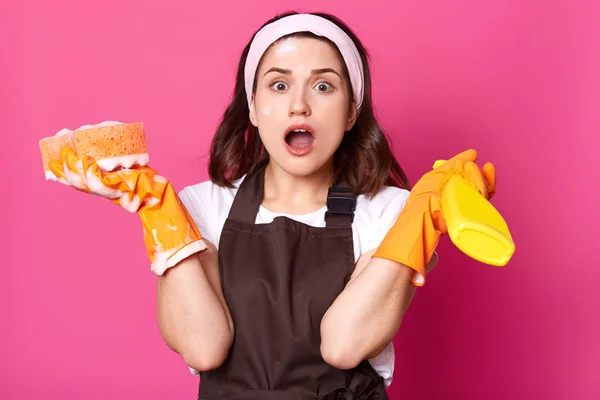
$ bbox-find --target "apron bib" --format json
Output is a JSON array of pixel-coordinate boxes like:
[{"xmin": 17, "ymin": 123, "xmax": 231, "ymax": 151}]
[{"xmin": 198, "ymin": 166, "xmax": 389, "ymax": 399}]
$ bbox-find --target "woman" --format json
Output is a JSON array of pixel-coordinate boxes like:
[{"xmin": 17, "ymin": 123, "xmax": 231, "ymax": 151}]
[{"xmin": 50, "ymin": 10, "xmax": 496, "ymax": 399}]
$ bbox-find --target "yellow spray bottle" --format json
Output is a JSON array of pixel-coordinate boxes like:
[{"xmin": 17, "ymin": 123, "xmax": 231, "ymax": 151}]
[{"xmin": 432, "ymin": 159, "xmax": 515, "ymax": 266}]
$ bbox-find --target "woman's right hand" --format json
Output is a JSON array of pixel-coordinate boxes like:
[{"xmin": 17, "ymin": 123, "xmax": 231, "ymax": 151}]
[{"xmin": 49, "ymin": 145, "xmax": 207, "ymax": 275}]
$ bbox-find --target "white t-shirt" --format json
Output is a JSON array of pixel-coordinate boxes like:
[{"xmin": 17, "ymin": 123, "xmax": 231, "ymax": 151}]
[{"xmin": 178, "ymin": 175, "xmax": 412, "ymax": 387}]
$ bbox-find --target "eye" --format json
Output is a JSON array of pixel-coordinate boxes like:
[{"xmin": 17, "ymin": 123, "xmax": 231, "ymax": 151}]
[
  {"xmin": 271, "ymin": 81, "xmax": 289, "ymax": 92},
  {"xmin": 314, "ymin": 82, "xmax": 333, "ymax": 92}
]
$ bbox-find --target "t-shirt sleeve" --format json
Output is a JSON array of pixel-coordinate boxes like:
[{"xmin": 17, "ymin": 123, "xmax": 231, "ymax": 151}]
[
  {"xmin": 178, "ymin": 185, "xmax": 216, "ymax": 245},
  {"xmin": 363, "ymin": 187, "xmax": 410, "ymax": 252}
]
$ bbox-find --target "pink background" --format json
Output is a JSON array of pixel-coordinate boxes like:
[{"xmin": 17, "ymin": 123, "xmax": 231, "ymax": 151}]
[{"xmin": 2, "ymin": 0, "xmax": 598, "ymax": 399}]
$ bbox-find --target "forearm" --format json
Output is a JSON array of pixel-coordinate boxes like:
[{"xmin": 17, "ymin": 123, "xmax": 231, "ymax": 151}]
[
  {"xmin": 157, "ymin": 249, "xmax": 233, "ymax": 371},
  {"xmin": 320, "ymin": 255, "xmax": 416, "ymax": 369}
]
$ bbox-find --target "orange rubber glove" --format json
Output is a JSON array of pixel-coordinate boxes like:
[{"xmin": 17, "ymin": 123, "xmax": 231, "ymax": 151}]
[
  {"xmin": 372, "ymin": 149, "xmax": 496, "ymax": 286},
  {"xmin": 49, "ymin": 146, "xmax": 206, "ymax": 275}
]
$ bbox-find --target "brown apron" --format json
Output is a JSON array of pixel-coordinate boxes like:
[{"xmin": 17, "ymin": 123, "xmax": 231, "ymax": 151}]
[{"xmin": 198, "ymin": 166, "xmax": 389, "ymax": 400}]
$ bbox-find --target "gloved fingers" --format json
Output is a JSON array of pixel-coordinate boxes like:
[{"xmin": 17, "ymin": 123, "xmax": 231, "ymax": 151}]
[
  {"xmin": 81, "ymin": 154, "xmax": 128, "ymax": 183},
  {"xmin": 49, "ymin": 159, "xmax": 70, "ymax": 185},
  {"xmin": 131, "ymin": 165, "xmax": 159, "ymax": 175},
  {"xmin": 432, "ymin": 149, "xmax": 478, "ymax": 172},
  {"xmin": 57, "ymin": 146, "xmax": 90, "ymax": 191},
  {"xmin": 447, "ymin": 149, "xmax": 478, "ymax": 164},
  {"xmin": 482, "ymin": 162, "xmax": 496, "ymax": 199},
  {"xmin": 431, "ymin": 208, "xmax": 448, "ymax": 234},
  {"xmin": 48, "ymin": 147, "xmax": 171, "ymax": 212},
  {"xmin": 463, "ymin": 160, "xmax": 489, "ymax": 198},
  {"xmin": 60, "ymin": 146, "xmax": 82, "ymax": 175}
]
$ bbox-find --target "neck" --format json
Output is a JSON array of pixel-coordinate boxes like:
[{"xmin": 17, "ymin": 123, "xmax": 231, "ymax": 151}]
[{"xmin": 262, "ymin": 160, "xmax": 334, "ymax": 214}]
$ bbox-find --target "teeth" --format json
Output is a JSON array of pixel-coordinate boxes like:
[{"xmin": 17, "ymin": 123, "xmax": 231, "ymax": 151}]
[{"xmin": 293, "ymin": 129, "xmax": 307, "ymax": 132}]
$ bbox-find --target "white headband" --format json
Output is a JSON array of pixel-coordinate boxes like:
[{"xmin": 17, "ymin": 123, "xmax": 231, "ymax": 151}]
[{"xmin": 244, "ymin": 14, "xmax": 365, "ymax": 111}]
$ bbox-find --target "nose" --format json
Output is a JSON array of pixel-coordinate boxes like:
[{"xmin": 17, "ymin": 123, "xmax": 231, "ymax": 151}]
[{"xmin": 288, "ymin": 86, "xmax": 311, "ymax": 117}]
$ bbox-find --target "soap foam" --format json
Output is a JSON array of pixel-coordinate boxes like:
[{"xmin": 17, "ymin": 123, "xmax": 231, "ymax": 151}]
[
  {"xmin": 54, "ymin": 121, "xmax": 123, "ymax": 136},
  {"xmin": 45, "ymin": 170, "xmax": 58, "ymax": 181},
  {"xmin": 63, "ymin": 160, "xmax": 85, "ymax": 190},
  {"xmin": 96, "ymin": 153, "xmax": 150, "ymax": 172},
  {"xmin": 85, "ymin": 167, "xmax": 123, "ymax": 199},
  {"xmin": 119, "ymin": 193, "xmax": 142, "ymax": 213},
  {"xmin": 45, "ymin": 153, "xmax": 150, "ymax": 181},
  {"xmin": 150, "ymin": 239, "xmax": 207, "ymax": 276}
]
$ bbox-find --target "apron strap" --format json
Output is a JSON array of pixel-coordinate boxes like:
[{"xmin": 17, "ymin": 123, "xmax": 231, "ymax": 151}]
[
  {"xmin": 227, "ymin": 166, "xmax": 265, "ymax": 223},
  {"xmin": 324, "ymin": 177, "xmax": 357, "ymax": 228},
  {"xmin": 228, "ymin": 166, "xmax": 357, "ymax": 228}
]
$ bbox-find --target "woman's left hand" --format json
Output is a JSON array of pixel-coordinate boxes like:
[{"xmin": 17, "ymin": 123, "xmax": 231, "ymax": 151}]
[
  {"xmin": 372, "ymin": 149, "xmax": 496, "ymax": 286},
  {"xmin": 412, "ymin": 148, "xmax": 496, "ymax": 233}
]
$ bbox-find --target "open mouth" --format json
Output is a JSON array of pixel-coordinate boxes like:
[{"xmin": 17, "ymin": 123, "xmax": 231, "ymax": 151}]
[
  {"xmin": 284, "ymin": 124, "xmax": 315, "ymax": 156},
  {"xmin": 285, "ymin": 129, "xmax": 314, "ymax": 147}
]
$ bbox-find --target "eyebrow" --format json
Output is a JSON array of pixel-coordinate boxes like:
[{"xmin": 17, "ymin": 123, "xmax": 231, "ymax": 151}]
[{"xmin": 263, "ymin": 67, "xmax": 342, "ymax": 78}]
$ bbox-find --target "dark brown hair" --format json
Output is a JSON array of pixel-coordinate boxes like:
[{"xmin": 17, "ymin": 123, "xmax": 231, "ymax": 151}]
[{"xmin": 208, "ymin": 10, "xmax": 411, "ymax": 197}]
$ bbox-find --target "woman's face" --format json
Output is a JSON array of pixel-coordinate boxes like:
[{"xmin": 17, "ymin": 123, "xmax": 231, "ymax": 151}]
[{"xmin": 250, "ymin": 36, "xmax": 357, "ymax": 178}]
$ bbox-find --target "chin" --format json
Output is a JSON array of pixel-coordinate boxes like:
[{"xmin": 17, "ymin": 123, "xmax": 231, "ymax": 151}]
[{"xmin": 270, "ymin": 153, "xmax": 332, "ymax": 178}]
